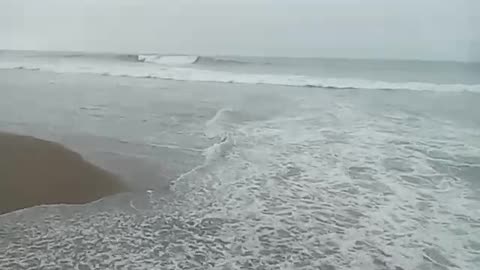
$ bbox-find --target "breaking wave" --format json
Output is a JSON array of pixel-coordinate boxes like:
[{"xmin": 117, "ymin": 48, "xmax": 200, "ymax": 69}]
[
  {"xmin": 137, "ymin": 54, "xmax": 256, "ymax": 66},
  {"xmin": 138, "ymin": 55, "xmax": 200, "ymax": 65},
  {"xmin": 6, "ymin": 64, "xmax": 480, "ymax": 93},
  {"xmin": 0, "ymin": 51, "xmax": 479, "ymax": 93}
]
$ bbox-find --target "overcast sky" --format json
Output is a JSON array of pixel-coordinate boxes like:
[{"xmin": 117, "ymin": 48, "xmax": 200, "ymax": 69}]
[{"xmin": 0, "ymin": 0, "xmax": 478, "ymax": 62}]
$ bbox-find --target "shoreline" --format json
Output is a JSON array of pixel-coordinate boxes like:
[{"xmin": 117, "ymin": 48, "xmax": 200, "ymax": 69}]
[{"xmin": 0, "ymin": 132, "xmax": 129, "ymax": 215}]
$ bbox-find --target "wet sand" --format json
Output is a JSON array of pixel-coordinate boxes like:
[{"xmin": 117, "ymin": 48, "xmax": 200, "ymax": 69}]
[{"xmin": 0, "ymin": 132, "xmax": 128, "ymax": 215}]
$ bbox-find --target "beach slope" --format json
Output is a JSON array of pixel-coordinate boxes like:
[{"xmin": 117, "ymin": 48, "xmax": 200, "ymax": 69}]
[{"xmin": 0, "ymin": 132, "xmax": 128, "ymax": 215}]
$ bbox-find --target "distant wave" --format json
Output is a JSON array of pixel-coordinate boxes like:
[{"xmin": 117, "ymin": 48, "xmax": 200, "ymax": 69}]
[
  {"xmin": 136, "ymin": 54, "xmax": 253, "ymax": 66},
  {"xmin": 1, "ymin": 60, "xmax": 479, "ymax": 93},
  {"xmin": 138, "ymin": 55, "xmax": 200, "ymax": 65},
  {"xmin": 0, "ymin": 51, "xmax": 270, "ymax": 66},
  {"xmin": 196, "ymin": 57, "xmax": 251, "ymax": 65}
]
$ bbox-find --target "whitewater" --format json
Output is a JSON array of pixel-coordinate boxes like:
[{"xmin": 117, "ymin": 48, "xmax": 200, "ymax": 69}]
[
  {"xmin": 0, "ymin": 50, "xmax": 479, "ymax": 270},
  {"xmin": 0, "ymin": 51, "xmax": 479, "ymax": 93}
]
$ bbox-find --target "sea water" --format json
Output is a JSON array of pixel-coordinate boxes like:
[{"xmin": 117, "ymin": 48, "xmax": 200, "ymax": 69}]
[{"xmin": 0, "ymin": 51, "xmax": 479, "ymax": 269}]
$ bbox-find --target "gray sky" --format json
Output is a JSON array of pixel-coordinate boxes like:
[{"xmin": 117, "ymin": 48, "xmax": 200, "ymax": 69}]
[{"xmin": 0, "ymin": 0, "xmax": 478, "ymax": 62}]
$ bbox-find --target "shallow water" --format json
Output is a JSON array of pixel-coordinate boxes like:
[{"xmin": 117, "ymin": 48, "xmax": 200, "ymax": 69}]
[{"xmin": 0, "ymin": 69, "xmax": 479, "ymax": 269}]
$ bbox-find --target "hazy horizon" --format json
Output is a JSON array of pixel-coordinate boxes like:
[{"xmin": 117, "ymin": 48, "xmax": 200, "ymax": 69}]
[
  {"xmin": 2, "ymin": 48, "xmax": 480, "ymax": 64},
  {"xmin": 1, "ymin": 0, "xmax": 479, "ymax": 62}
]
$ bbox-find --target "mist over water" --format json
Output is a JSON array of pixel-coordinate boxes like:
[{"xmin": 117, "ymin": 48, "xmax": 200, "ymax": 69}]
[{"xmin": 1, "ymin": 0, "xmax": 479, "ymax": 62}]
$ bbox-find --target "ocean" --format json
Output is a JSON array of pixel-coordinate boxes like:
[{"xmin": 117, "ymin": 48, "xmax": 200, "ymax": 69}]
[{"xmin": 0, "ymin": 50, "xmax": 479, "ymax": 269}]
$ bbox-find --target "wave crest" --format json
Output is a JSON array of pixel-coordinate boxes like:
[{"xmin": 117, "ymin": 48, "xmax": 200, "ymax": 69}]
[
  {"xmin": 2, "ymin": 60, "xmax": 479, "ymax": 93},
  {"xmin": 137, "ymin": 55, "xmax": 251, "ymax": 66},
  {"xmin": 138, "ymin": 55, "xmax": 199, "ymax": 65}
]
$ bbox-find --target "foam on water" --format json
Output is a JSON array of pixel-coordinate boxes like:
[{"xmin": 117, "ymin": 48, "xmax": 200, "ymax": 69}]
[
  {"xmin": 205, "ymin": 108, "xmax": 234, "ymax": 138},
  {"xmin": 167, "ymin": 95, "xmax": 480, "ymax": 269},
  {"xmin": 1, "ymin": 57, "xmax": 479, "ymax": 93},
  {"xmin": 138, "ymin": 55, "xmax": 200, "ymax": 65},
  {"xmin": 171, "ymin": 110, "xmax": 237, "ymax": 195},
  {"xmin": 225, "ymin": 115, "xmax": 475, "ymax": 268},
  {"xmin": 1, "ymin": 63, "xmax": 480, "ymax": 270}
]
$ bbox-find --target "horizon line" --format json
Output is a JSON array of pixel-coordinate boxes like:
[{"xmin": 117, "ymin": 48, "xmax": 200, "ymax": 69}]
[{"xmin": 0, "ymin": 48, "xmax": 479, "ymax": 64}]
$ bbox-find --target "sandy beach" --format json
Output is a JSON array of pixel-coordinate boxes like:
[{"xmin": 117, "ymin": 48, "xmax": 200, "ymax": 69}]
[{"xmin": 0, "ymin": 132, "xmax": 128, "ymax": 215}]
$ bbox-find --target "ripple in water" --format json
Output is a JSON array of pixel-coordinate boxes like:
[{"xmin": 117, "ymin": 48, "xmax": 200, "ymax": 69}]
[{"xmin": 1, "ymin": 91, "xmax": 479, "ymax": 270}]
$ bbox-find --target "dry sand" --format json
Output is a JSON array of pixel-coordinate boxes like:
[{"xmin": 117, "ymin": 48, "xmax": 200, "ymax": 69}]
[{"xmin": 0, "ymin": 132, "xmax": 128, "ymax": 215}]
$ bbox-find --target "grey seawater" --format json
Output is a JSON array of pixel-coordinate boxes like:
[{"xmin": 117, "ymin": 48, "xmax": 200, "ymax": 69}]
[
  {"xmin": 0, "ymin": 69, "xmax": 479, "ymax": 270},
  {"xmin": 196, "ymin": 56, "xmax": 480, "ymax": 85}
]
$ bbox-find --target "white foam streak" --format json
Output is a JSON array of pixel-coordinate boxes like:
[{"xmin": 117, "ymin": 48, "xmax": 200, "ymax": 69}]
[
  {"xmin": 138, "ymin": 55, "xmax": 199, "ymax": 65},
  {"xmin": 1, "ymin": 60, "xmax": 479, "ymax": 93},
  {"xmin": 205, "ymin": 108, "xmax": 233, "ymax": 139},
  {"xmin": 203, "ymin": 134, "xmax": 234, "ymax": 165}
]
